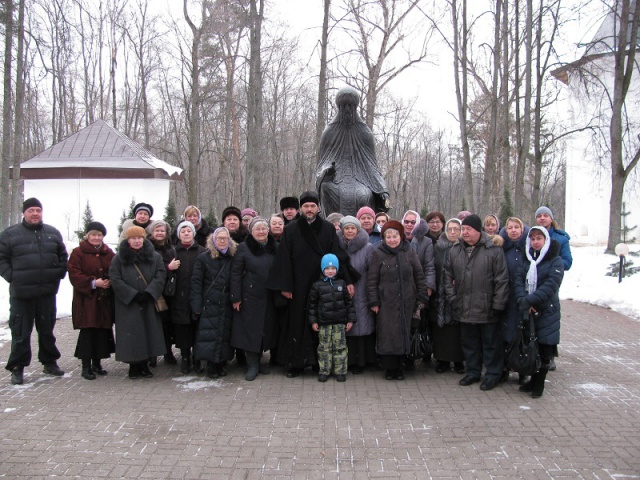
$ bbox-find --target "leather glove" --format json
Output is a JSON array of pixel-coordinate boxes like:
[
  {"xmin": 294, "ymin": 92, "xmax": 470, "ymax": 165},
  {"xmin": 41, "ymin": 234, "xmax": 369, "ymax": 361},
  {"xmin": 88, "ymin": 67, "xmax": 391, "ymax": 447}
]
[
  {"xmin": 134, "ymin": 292, "xmax": 153, "ymax": 304},
  {"xmin": 191, "ymin": 312, "xmax": 201, "ymax": 322},
  {"xmin": 517, "ymin": 297, "xmax": 530, "ymax": 312},
  {"xmin": 492, "ymin": 309, "xmax": 504, "ymax": 321}
]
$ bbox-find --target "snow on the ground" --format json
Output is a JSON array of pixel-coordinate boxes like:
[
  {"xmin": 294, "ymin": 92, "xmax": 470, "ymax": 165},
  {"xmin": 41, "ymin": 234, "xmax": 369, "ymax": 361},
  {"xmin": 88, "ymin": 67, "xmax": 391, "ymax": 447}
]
[
  {"xmin": 0, "ymin": 244, "xmax": 639, "ymax": 344},
  {"xmin": 559, "ymin": 245, "xmax": 640, "ymax": 320}
]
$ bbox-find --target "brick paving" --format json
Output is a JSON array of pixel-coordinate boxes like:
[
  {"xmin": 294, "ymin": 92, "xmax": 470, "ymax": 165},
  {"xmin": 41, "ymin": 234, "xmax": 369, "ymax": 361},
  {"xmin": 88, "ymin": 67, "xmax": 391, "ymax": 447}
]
[{"xmin": 0, "ymin": 299, "xmax": 639, "ymax": 479}]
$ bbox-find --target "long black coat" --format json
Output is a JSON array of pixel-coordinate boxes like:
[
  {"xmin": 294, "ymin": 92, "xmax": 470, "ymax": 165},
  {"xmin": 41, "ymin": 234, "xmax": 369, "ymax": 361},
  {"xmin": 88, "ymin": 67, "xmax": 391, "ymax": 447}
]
[
  {"xmin": 0, "ymin": 221, "xmax": 68, "ymax": 299},
  {"xmin": 367, "ymin": 241, "xmax": 429, "ymax": 356},
  {"xmin": 190, "ymin": 238, "xmax": 235, "ymax": 363},
  {"xmin": 514, "ymin": 239, "xmax": 564, "ymax": 345},
  {"xmin": 170, "ymin": 242, "xmax": 206, "ymax": 325},
  {"xmin": 230, "ymin": 235, "xmax": 278, "ymax": 353},
  {"xmin": 268, "ymin": 216, "xmax": 354, "ymax": 368},
  {"xmin": 110, "ymin": 239, "xmax": 166, "ymax": 363}
]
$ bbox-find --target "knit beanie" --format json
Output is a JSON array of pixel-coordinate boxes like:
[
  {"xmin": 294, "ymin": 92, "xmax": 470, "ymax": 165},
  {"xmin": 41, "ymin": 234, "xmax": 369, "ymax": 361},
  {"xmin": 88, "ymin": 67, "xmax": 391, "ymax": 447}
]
[
  {"xmin": 125, "ymin": 225, "xmax": 146, "ymax": 239},
  {"xmin": 176, "ymin": 220, "xmax": 196, "ymax": 238},
  {"xmin": 145, "ymin": 220, "xmax": 169, "ymax": 237},
  {"xmin": 134, "ymin": 202, "xmax": 154, "ymax": 217},
  {"xmin": 320, "ymin": 253, "xmax": 339, "ymax": 274},
  {"xmin": 241, "ymin": 208, "xmax": 257, "ymax": 219},
  {"xmin": 356, "ymin": 206, "xmax": 375, "ymax": 219},
  {"xmin": 535, "ymin": 206, "xmax": 554, "ymax": 220},
  {"xmin": 326, "ymin": 212, "xmax": 344, "ymax": 224},
  {"xmin": 85, "ymin": 221, "xmax": 107, "ymax": 236},
  {"xmin": 23, "ymin": 197, "xmax": 43, "ymax": 212},
  {"xmin": 461, "ymin": 214, "xmax": 482, "ymax": 233},
  {"xmin": 457, "ymin": 210, "xmax": 472, "ymax": 221},
  {"xmin": 340, "ymin": 215, "xmax": 361, "ymax": 231},
  {"xmin": 248, "ymin": 217, "xmax": 269, "ymax": 233}
]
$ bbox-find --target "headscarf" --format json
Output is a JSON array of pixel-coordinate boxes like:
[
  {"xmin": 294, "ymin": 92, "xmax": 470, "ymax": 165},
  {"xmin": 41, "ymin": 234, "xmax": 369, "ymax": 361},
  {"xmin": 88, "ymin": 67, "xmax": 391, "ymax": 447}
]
[
  {"xmin": 212, "ymin": 227, "xmax": 230, "ymax": 254},
  {"xmin": 525, "ymin": 226, "xmax": 551, "ymax": 294}
]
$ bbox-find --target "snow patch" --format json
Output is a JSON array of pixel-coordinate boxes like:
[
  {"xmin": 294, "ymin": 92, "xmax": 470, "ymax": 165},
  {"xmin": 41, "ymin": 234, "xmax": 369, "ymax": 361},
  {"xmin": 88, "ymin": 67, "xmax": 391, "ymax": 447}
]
[
  {"xmin": 577, "ymin": 383, "xmax": 610, "ymax": 392},
  {"xmin": 175, "ymin": 380, "xmax": 222, "ymax": 390},
  {"xmin": 3, "ymin": 408, "xmax": 16, "ymax": 412}
]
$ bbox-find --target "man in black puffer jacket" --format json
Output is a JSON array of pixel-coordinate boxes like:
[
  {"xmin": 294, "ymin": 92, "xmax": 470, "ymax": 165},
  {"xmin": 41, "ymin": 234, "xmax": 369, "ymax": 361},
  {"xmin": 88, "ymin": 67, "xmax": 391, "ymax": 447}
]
[
  {"xmin": 0, "ymin": 198, "xmax": 68, "ymax": 385},
  {"xmin": 308, "ymin": 254, "xmax": 356, "ymax": 383}
]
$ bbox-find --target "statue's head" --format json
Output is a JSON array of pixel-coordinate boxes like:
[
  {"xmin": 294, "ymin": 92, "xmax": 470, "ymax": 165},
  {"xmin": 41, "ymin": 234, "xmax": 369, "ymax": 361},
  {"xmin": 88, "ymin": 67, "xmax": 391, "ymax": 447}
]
[{"xmin": 335, "ymin": 86, "xmax": 360, "ymax": 125}]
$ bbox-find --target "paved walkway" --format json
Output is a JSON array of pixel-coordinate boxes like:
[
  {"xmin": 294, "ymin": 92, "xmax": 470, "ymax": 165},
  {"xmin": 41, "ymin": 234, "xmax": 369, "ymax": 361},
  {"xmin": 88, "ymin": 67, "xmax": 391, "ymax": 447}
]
[{"xmin": 0, "ymin": 300, "xmax": 639, "ymax": 479}]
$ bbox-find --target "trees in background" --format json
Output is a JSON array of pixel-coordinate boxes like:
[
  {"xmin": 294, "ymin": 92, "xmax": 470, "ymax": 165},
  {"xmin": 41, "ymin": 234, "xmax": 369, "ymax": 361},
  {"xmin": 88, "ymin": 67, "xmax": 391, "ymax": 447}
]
[{"xmin": 0, "ymin": 0, "xmax": 587, "ymax": 230}]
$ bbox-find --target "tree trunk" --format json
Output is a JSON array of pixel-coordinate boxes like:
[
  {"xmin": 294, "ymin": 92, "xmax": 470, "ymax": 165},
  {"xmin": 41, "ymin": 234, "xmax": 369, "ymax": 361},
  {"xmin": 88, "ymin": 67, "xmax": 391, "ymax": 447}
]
[
  {"xmin": 11, "ymin": 0, "xmax": 25, "ymax": 224},
  {"xmin": 1, "ymin": 0, "xmax": 14, "ymax": 229},
  {"xmin": 451, "ymin": 0, "xmax": 475, "ymax": 212},
  {"xmin": 606, "ymin": 0, "xmax": 640, "ymax": 253},
  {"xmin": 316, "ymin": 0, "xmax": 330, "ymax": 154},
  {"xmin": 246, "ymin": 0, "xmax": 264, "ymax": 208}
]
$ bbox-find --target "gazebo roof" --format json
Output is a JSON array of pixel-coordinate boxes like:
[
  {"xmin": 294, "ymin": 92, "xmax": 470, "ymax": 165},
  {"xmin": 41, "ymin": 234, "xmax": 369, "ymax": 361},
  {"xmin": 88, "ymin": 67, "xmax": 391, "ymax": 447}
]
[{"xmin": 16, "ymin": 119, "xmax": 183, "ymax": 180}]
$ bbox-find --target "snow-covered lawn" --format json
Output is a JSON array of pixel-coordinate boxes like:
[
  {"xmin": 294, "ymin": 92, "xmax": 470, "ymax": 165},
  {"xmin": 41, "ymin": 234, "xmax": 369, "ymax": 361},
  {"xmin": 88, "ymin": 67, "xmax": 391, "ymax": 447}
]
[{"xmin": 1, "ymin": 243, "xmax": 639, "ymax": 345}]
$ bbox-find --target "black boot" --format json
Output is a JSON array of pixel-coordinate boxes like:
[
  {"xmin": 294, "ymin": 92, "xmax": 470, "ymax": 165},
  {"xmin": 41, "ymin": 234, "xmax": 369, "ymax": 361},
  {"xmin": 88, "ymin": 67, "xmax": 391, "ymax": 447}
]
[
  {"xmin": 245, "ymin": 352, "xmax": 260, "ymax": 381},
  {"xmin": 519, "ymin": 375, "xmax": 535, "ymax": 393},
  {"xmin": 139, "ymin": 362, "xmax": 154, "ymax": 378},
  {"xmin": 206, "ymin": 361, "xmax": 219, "ymax": 379},
  {"xmin": 180, "ymin": 351, "xmax": 191, "ymax": 374},
  {"xmin": 81, "ymin": 359, "xmax": 96, "ymax": 380},
  {"xmin": 128, "ymin": 363, "xmax": 141, "ymax": 379},
  {"xmin": 192, "ymin": 355, "xmax": 204, "ymax": 374},
  {"xmin": 531, "ymin": 368, "xmax": 548, "ymax": 398},
  {"xmin": 10, "ymin": 366, "xmax": 24, "ymax": 385},
  {"xmin": 92, "ymin": 359, "xmax": 107, "ymax": 375}
]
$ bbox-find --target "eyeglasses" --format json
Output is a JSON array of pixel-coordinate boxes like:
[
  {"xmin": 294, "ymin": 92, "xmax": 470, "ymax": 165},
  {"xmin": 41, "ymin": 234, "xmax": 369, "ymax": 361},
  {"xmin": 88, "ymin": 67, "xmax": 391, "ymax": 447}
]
[
  {"xmin": 216, "ymin": 237, "xmax": 229, "ymax": 241},
  {"xmin": 446, "ymin": 227, "xmax": 461, "ymax": 233},
  {"xmin": 403, "ymin": 220, "xmax": 416, "ymax": 225}
]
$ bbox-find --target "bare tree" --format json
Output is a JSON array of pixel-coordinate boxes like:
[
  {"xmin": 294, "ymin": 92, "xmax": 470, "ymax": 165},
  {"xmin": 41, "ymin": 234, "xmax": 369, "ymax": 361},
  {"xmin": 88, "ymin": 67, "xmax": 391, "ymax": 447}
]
[
  {"xmin": 1, "ymin": 0, "xmax": 14, "ymax": 229},
  {"xmin": 316, "ymin": 0, "xmax": 331, "ymax": 151},
  {"xmin": 11, "ymin": 0, "xmax": 26, "ymax": 223},
  {"xmin": 338, "ymin": 0, "xmax": 432, "ymax": 129}
]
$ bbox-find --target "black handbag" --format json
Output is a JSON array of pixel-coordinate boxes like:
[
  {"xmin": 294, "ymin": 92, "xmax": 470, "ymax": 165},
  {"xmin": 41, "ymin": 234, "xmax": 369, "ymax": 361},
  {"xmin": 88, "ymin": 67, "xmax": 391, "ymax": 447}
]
[
  {"xmin": 505, "ymin": 312, "xmax": 541, "ymax": 375},
  {"xmin": 163, "ymin": 271, "xmax": 177, "ymax": 297},
  {"xmin": 409, "ymin": 329, "xmax": 432, "ymax": 359}
]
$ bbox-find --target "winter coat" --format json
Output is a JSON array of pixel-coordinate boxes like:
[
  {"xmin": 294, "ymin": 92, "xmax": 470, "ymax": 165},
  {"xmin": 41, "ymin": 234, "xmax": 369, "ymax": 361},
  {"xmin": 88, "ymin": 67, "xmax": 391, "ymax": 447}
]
[
  {"xmin": 230, "ymin": 234, "xmax": 278, "ymax": 353},
  {"xmin": 0, "ymin": 221, "xmax": 68, "ymax": 300},
  {"xmin": 367, "ymin": 240, "xmax": 429, "ymax": 356},
  {"xmin": 409, "ymin": 219, "xmax": 437, "ymax": 291},
  {"xmin": 432, "ymin": 232, "xmax": 456, "ymax": 327},
  {"xmin": 68, "ymin": 240, "xmax": 116, "ymax": 330},
  {"xmin": 109, "ymin": 239, "xmax": 166, "ymax": 363},
  {"xmin": 190, "ymin": 236, "xmax": 236, "ymax": 363},
  {"xmin": 149, "ymin": 238, "xmax": 177, "ymax": 268},
  {"xmin": 170, "ymin": 242, "xmax": 206, "ymax": 325},
  {"xmin": 499, "ymin": 226, "xmax": 530, "ymax": 343},
  {"xmin": 514, "ymin": 239, "xmax": 564, "ymax": 345},
  {"xmin": 308, "ymin": 275, "xmax": 356, "ymax": 326},
  {"xmin": 267, "ymin": 215, "xmax": 355, "ymax": 368},
  {"xmin": 368, "ymin": 224, "xmax": 382, "ymax": 246},
  {"xmin": 338, "ymin": 228, "xmax": 376, "ymax": 336},
  {"xmin": 548, "ymin": 226, "xmax": 572, "ymax": 271},
  {"xmin": 444, "ymin": 232, "xmax": 510, "ymax": 324}
]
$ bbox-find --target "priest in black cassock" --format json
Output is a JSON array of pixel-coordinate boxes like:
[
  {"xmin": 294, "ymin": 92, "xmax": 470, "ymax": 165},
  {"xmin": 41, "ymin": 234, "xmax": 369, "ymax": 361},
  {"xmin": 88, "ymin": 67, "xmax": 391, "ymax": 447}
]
[{"xmin": 267, "ymin": 191, "xmax": 357, "ymax": 378}]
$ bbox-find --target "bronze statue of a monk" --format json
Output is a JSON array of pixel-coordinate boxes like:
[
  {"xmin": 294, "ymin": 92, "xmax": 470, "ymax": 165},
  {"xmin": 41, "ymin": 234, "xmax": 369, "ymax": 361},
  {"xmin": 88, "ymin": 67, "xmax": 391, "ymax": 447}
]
[{"xmin": 316, "ymin": 86, "xmax": 390, "ymax": 216}]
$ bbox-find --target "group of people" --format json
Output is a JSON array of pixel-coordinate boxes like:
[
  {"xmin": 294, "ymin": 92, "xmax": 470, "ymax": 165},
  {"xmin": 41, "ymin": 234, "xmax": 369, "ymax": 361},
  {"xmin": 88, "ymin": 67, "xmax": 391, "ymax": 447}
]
[{"xmin": 0, "ymin": 194, "xmax": 571, "ymax": 399}]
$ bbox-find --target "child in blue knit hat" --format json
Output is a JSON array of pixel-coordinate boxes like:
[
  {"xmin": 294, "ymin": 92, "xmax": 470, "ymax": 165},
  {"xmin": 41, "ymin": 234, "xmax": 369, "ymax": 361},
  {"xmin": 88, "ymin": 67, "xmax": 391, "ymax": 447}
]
[{"xmin": 307, "ymin": 254, "xmax": 356, "ymax": 382}]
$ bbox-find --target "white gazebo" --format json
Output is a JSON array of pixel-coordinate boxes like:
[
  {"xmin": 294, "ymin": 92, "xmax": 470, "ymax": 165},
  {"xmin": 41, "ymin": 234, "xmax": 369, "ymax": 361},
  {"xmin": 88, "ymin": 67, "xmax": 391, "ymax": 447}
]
[{"xmin": 16, "ymin": 120, "xmax": 183, "ymax": 244}]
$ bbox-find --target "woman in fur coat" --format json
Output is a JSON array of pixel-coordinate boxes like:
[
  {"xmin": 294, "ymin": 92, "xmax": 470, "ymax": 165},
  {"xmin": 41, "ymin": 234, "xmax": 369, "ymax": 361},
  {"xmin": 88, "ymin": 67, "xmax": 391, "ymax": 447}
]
[{"xmin": 110, "ymin": 226, "xmax": 166, "ymax": 379}]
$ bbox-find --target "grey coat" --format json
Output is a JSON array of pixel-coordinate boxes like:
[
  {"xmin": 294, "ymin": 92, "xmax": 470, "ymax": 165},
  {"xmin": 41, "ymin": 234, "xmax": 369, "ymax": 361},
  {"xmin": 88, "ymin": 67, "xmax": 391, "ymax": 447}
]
[
  {"xmin": 367, "ymin": 241, "xmax": 429, "ymax": 356},
  {"xmin": 409, "ymin": 219, "xmax": 436, "ymax": 291},
  {"xmin": 444, "ymin": 232, "xmax": 509, "ymax": 324},
  {"xmin": 110, "ymin": 239, "xmax": 166, "ymax": 363},
  {"xmin": 338, "ymin": 228, "xmax": 375, "ymax": 336}
]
